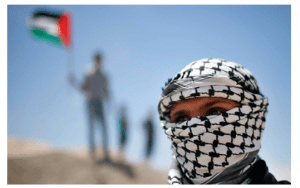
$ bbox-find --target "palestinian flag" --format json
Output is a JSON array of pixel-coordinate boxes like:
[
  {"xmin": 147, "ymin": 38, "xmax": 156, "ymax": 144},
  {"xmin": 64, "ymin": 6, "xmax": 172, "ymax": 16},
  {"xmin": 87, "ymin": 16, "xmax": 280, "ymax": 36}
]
[{"xmin": 28, "ymin": 10, "xmax": 72, "ymax": 48}]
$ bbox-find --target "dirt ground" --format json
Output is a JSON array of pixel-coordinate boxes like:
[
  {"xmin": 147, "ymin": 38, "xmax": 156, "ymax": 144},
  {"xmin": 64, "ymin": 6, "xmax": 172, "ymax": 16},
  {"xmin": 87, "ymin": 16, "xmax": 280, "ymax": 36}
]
[{"xmin": 7, "ymin": 137, "xmax": 168, "ymax": 184}]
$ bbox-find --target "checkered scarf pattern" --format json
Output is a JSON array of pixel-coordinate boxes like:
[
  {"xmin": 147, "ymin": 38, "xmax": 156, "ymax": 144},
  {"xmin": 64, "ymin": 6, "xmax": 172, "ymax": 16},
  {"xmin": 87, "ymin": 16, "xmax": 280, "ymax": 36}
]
[{"xmin": 158, "ymin": 58, "xmax": 268, "ymax": 184}]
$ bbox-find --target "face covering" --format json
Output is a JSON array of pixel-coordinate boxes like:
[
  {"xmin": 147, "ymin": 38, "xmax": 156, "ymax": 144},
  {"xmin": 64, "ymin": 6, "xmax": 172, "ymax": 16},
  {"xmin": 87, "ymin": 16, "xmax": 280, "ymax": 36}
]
[{"xmin": 158, "ymin": 58, "xmax": 268, "ymax": 184}]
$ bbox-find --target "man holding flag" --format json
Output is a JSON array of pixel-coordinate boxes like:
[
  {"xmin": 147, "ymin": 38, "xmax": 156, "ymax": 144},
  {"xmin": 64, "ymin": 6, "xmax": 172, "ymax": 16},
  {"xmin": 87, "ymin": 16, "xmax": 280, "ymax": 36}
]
[
  {"xmin": 27, "ymin": 9, "xmax": 110, "ymax": 163},
  {"xmin": 69, "ymin": 53, "xmax": 110, "ymax": 162}
]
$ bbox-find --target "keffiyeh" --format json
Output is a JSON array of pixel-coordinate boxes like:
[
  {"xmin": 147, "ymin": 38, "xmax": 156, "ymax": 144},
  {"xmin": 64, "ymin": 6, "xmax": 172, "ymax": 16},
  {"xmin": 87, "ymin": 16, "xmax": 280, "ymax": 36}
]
[{"xmin": 158, "ymin": 58, "xmax": 268, "ymax": 184}]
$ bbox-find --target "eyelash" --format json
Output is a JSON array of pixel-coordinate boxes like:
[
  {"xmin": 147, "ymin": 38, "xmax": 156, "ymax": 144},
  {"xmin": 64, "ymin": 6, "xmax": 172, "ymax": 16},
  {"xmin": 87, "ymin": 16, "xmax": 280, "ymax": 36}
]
[{"xmin": 207, "ymin": 108, "xmax": 224, "ymax": 116}]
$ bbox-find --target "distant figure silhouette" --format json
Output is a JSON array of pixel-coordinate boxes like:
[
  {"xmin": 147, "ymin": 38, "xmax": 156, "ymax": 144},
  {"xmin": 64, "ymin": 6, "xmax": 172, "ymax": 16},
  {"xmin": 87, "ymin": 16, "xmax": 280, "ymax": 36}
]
[
  {"xmin": 143, "ymin": 113, "xmax": 154, "ymax": 160},
  {"xmin": 118, "ymin": 105, "xmax": 128, "ymax": 156},
  {"xmin": 69, "ymin": 52, "xmax": 109, "ymax": 162}
]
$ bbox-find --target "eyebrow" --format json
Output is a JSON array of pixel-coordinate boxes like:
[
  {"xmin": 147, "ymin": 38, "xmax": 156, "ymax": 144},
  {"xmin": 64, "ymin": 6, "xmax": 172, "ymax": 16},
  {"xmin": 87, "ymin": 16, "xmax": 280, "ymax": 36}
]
[
  {"xmin": 205, "ymin": 100, "xmax": 232, "ymax": 108},
  {"xmin": 205, "ymin": 101, "xmax": 219, "ymax": 108}
]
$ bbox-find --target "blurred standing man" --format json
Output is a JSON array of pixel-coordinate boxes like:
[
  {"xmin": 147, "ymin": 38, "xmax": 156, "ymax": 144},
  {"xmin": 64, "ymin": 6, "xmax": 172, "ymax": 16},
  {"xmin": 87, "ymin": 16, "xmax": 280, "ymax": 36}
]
[
  {"xmin": 69, "ymin": 52, "xmax": 110, "ymax": 162},
  {"xmin": 118, "ymin": 105, "xmax": 128, "ymax": 157},
  {"xmin": 143, "ymin": 112, "xmax": 154, "ymax": 160}
]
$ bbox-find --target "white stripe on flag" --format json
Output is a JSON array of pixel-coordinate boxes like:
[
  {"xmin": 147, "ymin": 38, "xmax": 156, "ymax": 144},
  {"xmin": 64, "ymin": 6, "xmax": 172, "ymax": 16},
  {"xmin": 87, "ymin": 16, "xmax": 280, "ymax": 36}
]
[{"xmin": 30, "ymin": 17, "xmax": 59, "ymax": 37}]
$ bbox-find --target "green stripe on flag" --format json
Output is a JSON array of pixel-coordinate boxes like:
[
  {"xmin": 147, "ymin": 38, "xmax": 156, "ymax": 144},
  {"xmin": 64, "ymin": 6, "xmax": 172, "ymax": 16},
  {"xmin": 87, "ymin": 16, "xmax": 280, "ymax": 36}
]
[{"xmin": 30, "ymin": 29, "xmax": 63, "ymax": 47}]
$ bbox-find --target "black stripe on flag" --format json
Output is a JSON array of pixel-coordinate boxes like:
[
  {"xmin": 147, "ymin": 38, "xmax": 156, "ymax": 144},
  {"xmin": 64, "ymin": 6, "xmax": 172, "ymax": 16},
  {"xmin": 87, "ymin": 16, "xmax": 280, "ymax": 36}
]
[{"xmin": 32, "ymin": 10, "xmax": 61, "ymax": 19}]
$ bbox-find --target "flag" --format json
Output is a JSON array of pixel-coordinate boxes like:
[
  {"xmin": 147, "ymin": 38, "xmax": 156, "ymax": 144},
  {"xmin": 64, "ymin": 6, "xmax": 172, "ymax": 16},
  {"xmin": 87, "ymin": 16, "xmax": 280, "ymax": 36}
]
[{"xmin": 28, "ymin": 10, "xmax": 72, "ymax": 48}]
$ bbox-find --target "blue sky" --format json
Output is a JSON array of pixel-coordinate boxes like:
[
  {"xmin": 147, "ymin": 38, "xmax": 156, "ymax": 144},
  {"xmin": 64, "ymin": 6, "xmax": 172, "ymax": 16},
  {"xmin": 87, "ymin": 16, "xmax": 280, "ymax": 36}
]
[{"xmin": 7, "ymin": 5, "xmax": 291, "ymax": 181}]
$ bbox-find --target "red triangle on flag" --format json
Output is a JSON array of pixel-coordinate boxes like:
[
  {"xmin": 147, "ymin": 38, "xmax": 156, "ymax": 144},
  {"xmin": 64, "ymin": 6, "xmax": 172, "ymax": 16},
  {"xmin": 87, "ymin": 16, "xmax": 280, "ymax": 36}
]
[{"xmin": 58, "ymin": 11, "xmax": 72, "ymax": 48}]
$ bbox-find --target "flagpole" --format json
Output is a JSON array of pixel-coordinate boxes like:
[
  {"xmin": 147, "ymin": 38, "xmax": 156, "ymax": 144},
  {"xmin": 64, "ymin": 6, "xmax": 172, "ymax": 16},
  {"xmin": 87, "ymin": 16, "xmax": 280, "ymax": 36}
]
[
  {"xmin": 67, "ymin": 9, "xmax": 74, "ymax": 93},
  {"xmin": 67, "ymin": 45, "xmax": 75, "ymax": 95},
  {"xmin": 68, "ymin": 46, "xmax": 74, "ymax": 76}
]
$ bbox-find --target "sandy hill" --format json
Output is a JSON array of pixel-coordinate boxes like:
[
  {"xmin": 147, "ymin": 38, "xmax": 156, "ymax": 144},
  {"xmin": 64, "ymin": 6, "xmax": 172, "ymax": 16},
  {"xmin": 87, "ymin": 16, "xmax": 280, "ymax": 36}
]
[{"xmin": 7, "ymin": 137, "xmax": 168, "ymax": 184}]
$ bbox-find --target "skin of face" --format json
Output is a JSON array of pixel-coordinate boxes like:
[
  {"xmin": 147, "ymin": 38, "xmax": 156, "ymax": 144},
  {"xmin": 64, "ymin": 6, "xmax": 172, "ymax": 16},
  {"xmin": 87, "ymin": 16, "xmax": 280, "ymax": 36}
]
[
  {"xmin": 170, "ymin": 97, "xmax": 241, "ymax": 123},
  {"xmin": 94, "ymin": 56, "xmax": 101, "ymax": 70}
]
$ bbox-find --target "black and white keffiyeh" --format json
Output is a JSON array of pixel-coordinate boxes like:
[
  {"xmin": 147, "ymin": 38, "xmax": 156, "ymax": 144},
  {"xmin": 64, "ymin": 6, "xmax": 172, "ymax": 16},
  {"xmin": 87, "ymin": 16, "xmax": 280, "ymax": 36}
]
[{"xmin": 158, "ymin": 58, "xmax": 268, "ymax": 184}]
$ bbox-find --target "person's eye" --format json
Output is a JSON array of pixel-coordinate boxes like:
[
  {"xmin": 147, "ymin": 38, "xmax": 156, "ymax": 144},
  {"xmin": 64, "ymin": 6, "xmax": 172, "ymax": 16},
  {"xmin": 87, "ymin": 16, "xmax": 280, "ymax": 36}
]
[
  {"xmin": 175, "ymin": 115, "xmax": 190, "ymax": 123},
  {"xmin": 207, "ymin": 108, "xmax": 224, "ymax": 116}
]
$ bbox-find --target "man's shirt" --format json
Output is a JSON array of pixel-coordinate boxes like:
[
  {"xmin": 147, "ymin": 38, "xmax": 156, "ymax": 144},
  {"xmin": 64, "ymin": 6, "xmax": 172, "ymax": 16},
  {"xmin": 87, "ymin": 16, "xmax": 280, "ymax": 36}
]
[{"xmin": 82, "ymin": 69, "xmax": 108, "ymax": 101}]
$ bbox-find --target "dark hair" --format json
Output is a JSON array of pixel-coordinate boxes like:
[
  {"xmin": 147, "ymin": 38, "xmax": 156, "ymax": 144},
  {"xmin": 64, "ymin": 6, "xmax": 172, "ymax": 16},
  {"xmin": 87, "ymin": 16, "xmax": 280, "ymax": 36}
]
[{"xmin": 95, "ymin": 52, "xmax": 102, "ymax": 60}]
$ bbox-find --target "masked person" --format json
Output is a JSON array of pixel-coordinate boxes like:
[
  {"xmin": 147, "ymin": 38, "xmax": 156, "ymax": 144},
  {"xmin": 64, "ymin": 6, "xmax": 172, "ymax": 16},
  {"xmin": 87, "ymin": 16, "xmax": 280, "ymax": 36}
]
[{"xmin": 157, "ymin": 58, "xmax": 290, "ymax": 184}]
